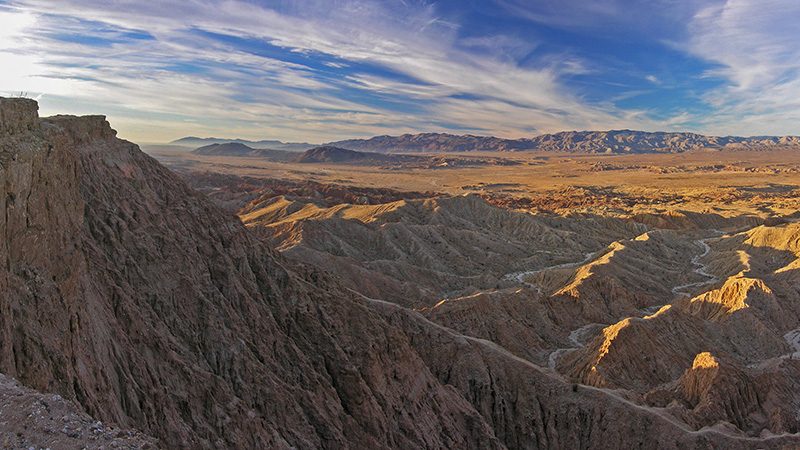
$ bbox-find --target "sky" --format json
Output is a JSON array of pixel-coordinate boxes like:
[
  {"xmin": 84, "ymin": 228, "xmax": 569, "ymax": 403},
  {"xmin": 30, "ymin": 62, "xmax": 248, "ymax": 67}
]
[{"xmin": 0, "ymin": 0, "xmax": 799, "ymax": 143}]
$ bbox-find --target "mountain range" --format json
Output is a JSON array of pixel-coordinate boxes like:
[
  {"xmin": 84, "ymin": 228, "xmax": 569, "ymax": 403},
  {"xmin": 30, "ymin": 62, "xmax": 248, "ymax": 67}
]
[
  {"xmin": 191, "ymin": 142, "xmax": 396, "ymax": 164},
  {"xmin": 171, "ymin": 136, "xmax": 315, "ymax": 151},
  {"xmin": 174, "ymin": 130, "xmax": 800, "ymax": 154},
  {"xmin": 190, "ymin": 143, "xmax": 520, "ymax": 168},
  {"xmin": 328, "ymin": 130, "xmax": 800, "ymax": 153}
]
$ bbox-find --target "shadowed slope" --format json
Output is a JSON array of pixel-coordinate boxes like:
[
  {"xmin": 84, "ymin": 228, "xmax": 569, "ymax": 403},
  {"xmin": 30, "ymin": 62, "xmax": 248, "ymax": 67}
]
[{"xmin": 0, "ymin": 98, "xmax": 502, "ymax": 449}]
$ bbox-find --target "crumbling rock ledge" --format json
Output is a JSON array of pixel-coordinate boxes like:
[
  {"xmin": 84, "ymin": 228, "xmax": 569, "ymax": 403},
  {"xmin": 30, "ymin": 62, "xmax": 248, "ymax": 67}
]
[{"xmin": 0, "ymin": 97, "xmax": 38, "ymax": 136}]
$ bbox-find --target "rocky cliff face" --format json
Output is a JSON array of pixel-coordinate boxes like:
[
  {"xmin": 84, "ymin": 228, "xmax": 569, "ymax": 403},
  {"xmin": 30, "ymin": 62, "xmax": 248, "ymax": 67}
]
[
  {"xmin": 0, "ymin": 98, "xmax": 500, "ymax": 449},
  {"xmin": 2, "ymin": 97, "xmax": 799, "ymax": 449}
]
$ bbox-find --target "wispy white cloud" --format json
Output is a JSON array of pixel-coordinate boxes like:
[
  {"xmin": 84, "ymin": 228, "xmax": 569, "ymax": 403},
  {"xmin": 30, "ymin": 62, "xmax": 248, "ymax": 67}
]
[
  {"xmin": 686, "ymin": 0, "xmax": 800, "ymax": 135},
  {"xmin": 493, "ymin": 0, "xmax": 704, "ymax": 35},
  {"xmin": 0, "ymin": 0, "xmax": 676, "ymax": 141},
  {"xmin": 0, "ymin": 0, "xmax": 717, "ymax": 142},
  {"xmin": 0, "ymin": 7, "xmax": 34, "ymax": 40}
]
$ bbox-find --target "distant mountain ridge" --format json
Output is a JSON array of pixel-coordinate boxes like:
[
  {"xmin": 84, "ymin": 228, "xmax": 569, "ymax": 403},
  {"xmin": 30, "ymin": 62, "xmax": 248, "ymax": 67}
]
[
  {"xmin": 329, "ymin": 133, "xmax": 534, "ymax": 153},
  {"xmin": 526, "ymin": 130, "xmax": 800, "ymax": 154},
  {"xmin": 172, "ymin": 136, "xmax": 315, "ymax": 151},
  {"xmin": 191, "ymin": 143, "xmax": 393, "ymax": 163},
  {"xmin": 327, "ymin": 130, "xmax": 800, "ymax": 153},
  {"xmin": 194, "ymin": 143, "xmax": 432, "ymax": 166},
  {"xmin": 294, "ymin": 145, "xmax": 400, "ymax": 163},
  {"xmin": 192, "ymin": 142, "xmax": 298, "ymax": 161},
  {"xmin": 174, "ymin": 130, "xmax": 800, "ymax": 154}
]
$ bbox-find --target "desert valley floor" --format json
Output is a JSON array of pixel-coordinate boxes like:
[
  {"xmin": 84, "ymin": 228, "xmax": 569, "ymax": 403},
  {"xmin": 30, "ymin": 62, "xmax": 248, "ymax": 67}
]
[{"xmin": 147, "ymin": 144, "xmax": 800, "ymax": 218}]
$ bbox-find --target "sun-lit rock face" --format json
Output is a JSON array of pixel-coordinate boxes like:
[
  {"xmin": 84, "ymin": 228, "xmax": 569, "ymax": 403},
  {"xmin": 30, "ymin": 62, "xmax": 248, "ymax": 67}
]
[
  {"xmin": 675, "ymin": 352, "xmax": 766, "ymax": 432},
  {"xmin": 240, "ymin": 190, "xmax": 648, "ymax": 307},
  {"xmin": 685, "ymin": 276, "xmax": 773, "ymax": 320},
  {"xmin": 691, "ymin": 351, "xmax": 719, "ymax": 370}
]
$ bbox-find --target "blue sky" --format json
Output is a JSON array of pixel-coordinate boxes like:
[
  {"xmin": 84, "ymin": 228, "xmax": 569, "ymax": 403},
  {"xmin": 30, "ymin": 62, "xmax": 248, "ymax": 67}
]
[{"xmin": 0, "ymin": 0, "xmax": 799, "ymax": 143}]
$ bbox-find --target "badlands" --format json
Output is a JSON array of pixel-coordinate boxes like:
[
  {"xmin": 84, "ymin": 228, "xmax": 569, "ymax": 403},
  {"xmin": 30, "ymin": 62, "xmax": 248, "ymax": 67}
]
[{"xmin": 145, "ymin": 133, "xmax": 800, "ymax": 446}]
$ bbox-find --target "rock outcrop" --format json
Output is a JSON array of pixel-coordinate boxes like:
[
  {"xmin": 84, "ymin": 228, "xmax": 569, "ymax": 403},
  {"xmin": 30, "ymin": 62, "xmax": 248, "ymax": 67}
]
[
  {"xmin": 0, "ymin": 97, "xmax": 38, "ymax": 136},
  {"xmin": 667, "ymin": 352, "xmax": 764, "ymax": 431},
  {"xmin": 643, "ymin": 352, "xmax": 776, "ymax": 434}
]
